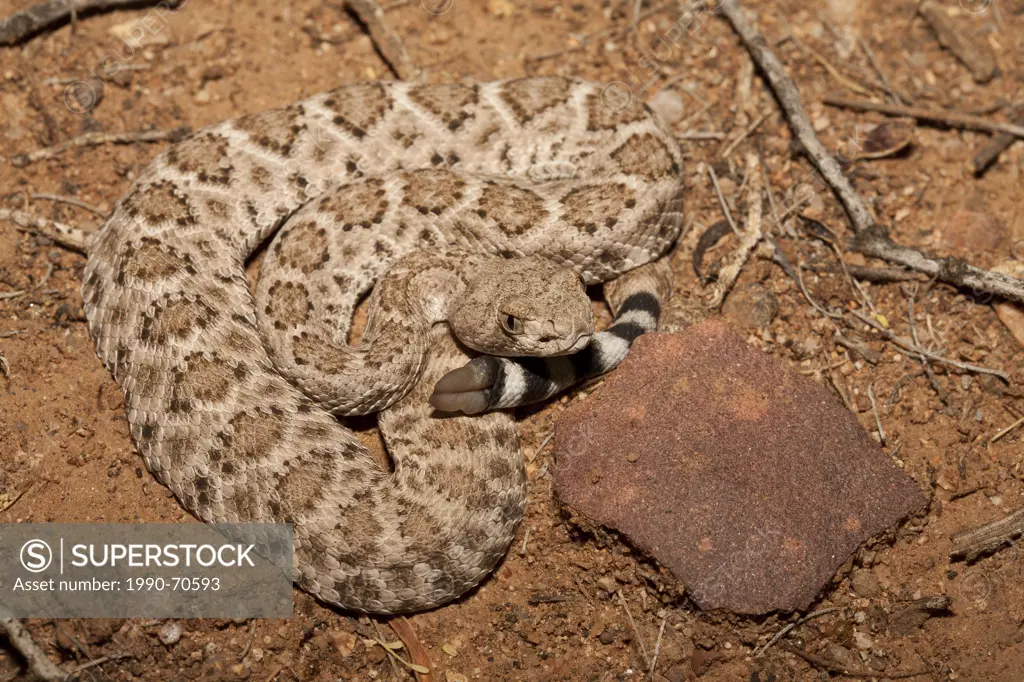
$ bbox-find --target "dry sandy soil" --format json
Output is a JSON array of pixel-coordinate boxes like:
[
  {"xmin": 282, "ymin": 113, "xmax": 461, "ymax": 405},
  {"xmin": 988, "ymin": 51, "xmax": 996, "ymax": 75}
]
[{"xmin": 2, "ymin": 0, "xmax": 1023, "ymax": 680}]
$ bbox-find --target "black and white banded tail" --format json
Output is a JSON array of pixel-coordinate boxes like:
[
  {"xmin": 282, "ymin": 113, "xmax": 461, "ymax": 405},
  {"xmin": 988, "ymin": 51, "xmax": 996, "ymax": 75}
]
[{"xmin": 430, "ymin": 260, "xmax": 673, "ymax": 414}]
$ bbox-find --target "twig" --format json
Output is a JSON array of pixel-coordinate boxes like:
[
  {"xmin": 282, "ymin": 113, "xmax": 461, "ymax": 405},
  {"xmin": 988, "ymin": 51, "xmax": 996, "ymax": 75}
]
[
  {"xmin": 0, "ymin": 618, "xmax": 64, "ymax": 681},
  {"xmin": 648, "ymin": 616, "xmax": 667, "ymax": 676},
  {"xmin": 63, "ymin": 652, "xmax": 132, "ymax": 678},
  {"xmin": 0, "ymin": 290, "xmax": 27, "ymax": 301},
  {"xmin": 0, "ymin": 0, "xmax": 180, "ymax": 46},
  {"xmin": 990, "ymin": 416, "xmax": 1024, "ymax": 444},
  {"xmin": 823, "ymin": 96, "xmax": 1024, "ymax": 139},
  {"xmin": 371, "ymin": 620, "xmax": 404, "ymax": 681},
  {"xmin": 858, "ymin": 36, "xmax": 909, "ymax": 105},
  {"xmin": 798, "ymin": 41, "xmax": 873, "ymax": 97},
  {"xmin": 0, "ymin": 352, "xmax": 9, "ymax": 379},
  {"xmin": 834, "ymin": 333, "xmax": 880, "ymax": 365},
  {"xmin": 707, "ymin": 165, "xmax": 739, "ymax": 236},
  {"xmin": 867, "ymin": 383, "xmax": 887, "ymax": 445},
  {"xmin": 0, "ymin": 208, "xmax": 90, "ymax": 253},
  {"xmin": 520, "ymin": 526, "xmax": 532, "ymax": 555},
  {"xmin": 719, "ymin": 112, "xmax": 767, "ymax": 158},
  {"xmin": 718, "ymin": 0, "xmax": 1024, "ymax": 304},
  {"xmin": 970, "ymin": 113, "xmax": 1024, "ymax": 175},
  {"xmin": 615, "ymin": 590, "xmax": 651, "ymax": 671},
  {"xmin": 238, "ymin": 621, "xmax": 257, "ymax": 661},
  {"xmin": 778, "ymin": 641, "xmax": 932, "ymax": 679},
  {"xmin": 388, "ymin": 617, "xmax": 433, "ymax": 682},
  {"xmin": 844, "ymin": 264, "xmax": 921, "ymax": 283},
  {"xmin": 849, "ymin": 309, "xmax": 1008, "ymax": 381},
  {"xmin": 30, "ymin": 193, "xmax": 108, "ymax": 218},
  {"xmin": 11, "ymin": 127, "xmax": 190, "ymax": 167},
  {"xmin": 367, "ymin": 620, "xmax": 429, "ymax": 677},
  {"xmin": 707, "ymin": 153, "xmax": 764, "ymax": 308},
  {"xmin": 345, "ymin": 0, "xmax": 420, "ymax": 81},
  {"xmin": 950, "ymin": 506, "xmax": 1024, "ymax": 562},
  {"xmin": 755, "ymin": 607, "xmax": 841, "ymax": 657},
  {"xmin": 719, "ymin": 1, "xmax": 876, "ymax": 233}
]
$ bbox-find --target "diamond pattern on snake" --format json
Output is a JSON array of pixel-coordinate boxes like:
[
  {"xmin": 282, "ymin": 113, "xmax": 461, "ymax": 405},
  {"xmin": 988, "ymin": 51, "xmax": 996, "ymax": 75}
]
[{"xmin": 81, "ymin": 77, "xmax": 684, "ymax": 613}]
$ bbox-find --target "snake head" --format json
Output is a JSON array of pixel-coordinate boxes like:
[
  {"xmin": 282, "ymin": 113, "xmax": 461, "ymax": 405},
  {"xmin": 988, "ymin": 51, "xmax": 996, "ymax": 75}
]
[{"xmin": 449, "ymin": 257, "xmax": 594, "ymax": 357}]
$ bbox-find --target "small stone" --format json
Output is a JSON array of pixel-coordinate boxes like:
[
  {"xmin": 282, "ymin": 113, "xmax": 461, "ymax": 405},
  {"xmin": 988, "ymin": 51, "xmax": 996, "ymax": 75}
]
[
  {"xmin": 158, "ymin": 621, "xmax": 182, "ymax": 646},
  {"xmin": 664, "ymin": 664, "xmax": 687, "ymax": 682},
  {"xmin": 690, "ymin": 649, "xmax": 716, "ymax": 676},
  {"xmin": 935, "ymin": 469, "xmax": 958, "ymax": 493},
  {"xmin": 626, "ymin": 453, "xmax": 640, "ymax": 463},
  {"xmin": 524, "ymin": 628, "xmax": 544, "ymax": 646},
  {"xmin": 366, "ymin": 644, "xmax": 388, "ymax": 664},
  {"xmin": 723, "ymin": 283, "xmax": 779, "ymax": 330},
  {"xmin": 827, "ymin": 643, "xmax": 859, "ymax": 670},
  {"xmin": 486, "ymin": 0, "xmax": 512, "ymax": 17},
  {"xmin": 194, "ymin": 89, "xmax": 212, "ymax": 105},
  {"xmin": 598, "ymin": 627, "xmax": 618, "ymax": 645},
  {"xmin": 812, "ymin": 115, "xmax": 831, "ymax": 132},
  {"xmin": 108, "ymin": 17, "xmax": 171, "ymax": 46},
  {"xmin": 329, "ymin": 630, "xmax": 356, "ymax": 657},
  {"xmin": 83, "ymin": 619, "xmax": 125, "ymax": 645},
  {"xmin": 445, "ymin": 672, "xmax": 469, "ymax": 682},
  {"xmin": 853, "ymin": 631, "xmax": 874, "ymax": 650},
  {"xmin": 851, "ymin": 569, "xmax": 881, "ymax": 598},
  {"xmin": 596, "ymin": 576, "xmax": 618, "ymax": 594},
  {"xmin": 648, "ymin": 89, "xmax": 686, "ymax": 125}
]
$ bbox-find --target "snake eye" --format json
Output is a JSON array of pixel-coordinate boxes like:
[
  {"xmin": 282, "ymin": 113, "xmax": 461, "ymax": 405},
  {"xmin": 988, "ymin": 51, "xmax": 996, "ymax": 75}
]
[{"xmin": 500, "ymin": 313, "xmax": 523, "ymax": 335}]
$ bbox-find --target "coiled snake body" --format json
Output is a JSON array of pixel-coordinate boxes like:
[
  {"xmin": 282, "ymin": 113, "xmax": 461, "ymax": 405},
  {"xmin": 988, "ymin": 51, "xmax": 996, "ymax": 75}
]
[{"xmin": 81, "ymin": 78, "xmax": 684, "ymax": 612}]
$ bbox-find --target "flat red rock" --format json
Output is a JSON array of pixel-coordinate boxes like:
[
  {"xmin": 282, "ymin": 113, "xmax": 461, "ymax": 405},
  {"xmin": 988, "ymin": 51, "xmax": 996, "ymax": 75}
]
[{"xmin": 553, "ymin": 320, "xmax": 926, "ymax": 614}]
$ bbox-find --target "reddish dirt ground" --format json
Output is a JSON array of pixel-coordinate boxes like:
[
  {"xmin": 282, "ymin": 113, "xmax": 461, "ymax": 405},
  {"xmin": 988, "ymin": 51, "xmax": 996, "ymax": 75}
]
[{"xmin": 1, "ymin": 0, "xmax": 1023, "ymax": 680}]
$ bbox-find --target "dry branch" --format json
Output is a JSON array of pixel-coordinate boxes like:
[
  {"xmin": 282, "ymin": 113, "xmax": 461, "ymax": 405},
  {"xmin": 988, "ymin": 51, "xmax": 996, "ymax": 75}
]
[
  {"xmin": 950, "ymin": 506, "xmax": 1024, "ymax": 562},
  {"xmin": 0, "ymin": 618, "xmax": 64, "ymax": 681},
  {"xmin": 717, "ymin": 0, "xmax": 1024, "ymax": 304},
  {"xmin": 0, "ymin": 0, "xmax": 180, "ymax": 46},
  {"xmin": 11, "ymin": 127, "xmax": 190, "ymax": 167},
  {"xmin": 778, "ymin": 641, "xmax": 932, "ymax": 679},
  {"xmin": 0, "ymin": 208, "xmax": 90, "ymax": 253},
  {"xmin": 970, "ymin": 112, "xmax": 1024, "ymax": 175},
  {"xmin": 823, "ymin": 96, "xmax": 1024, "ymax": 139},
  {"xmin": 707, "ymin": 153, "xmax": 764, "ymax": 308},
  {"xmin": 345, "ymin": 0, "xmax": 420, "ymax": 81},
  {"xmin": 918, "ymin": 0, "xmax": 997, "ymax": 83}
]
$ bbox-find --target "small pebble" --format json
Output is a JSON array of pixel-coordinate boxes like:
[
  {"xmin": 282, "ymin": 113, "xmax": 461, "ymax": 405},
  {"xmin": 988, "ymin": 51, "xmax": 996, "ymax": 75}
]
[
  {"xmin": 648, "ymin": 89, "xmax": 685, "ymax": 125},
  {"xmin": 853, "ymin": 631, "xmax": 874, "ymax": 650},
  {"xmin": 847, "ymin": 569, "xmax": 880, "ymax": 593},
  {"xmin": 158, "ymin": 622, "xmax": 182, "ymax": 646}
]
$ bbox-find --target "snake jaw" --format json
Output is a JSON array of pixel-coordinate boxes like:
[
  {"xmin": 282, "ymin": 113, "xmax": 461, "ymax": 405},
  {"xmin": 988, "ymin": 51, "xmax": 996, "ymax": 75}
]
[{"xmin": 429, "ymin": 356, "xmax": 500, "ymax": 414}]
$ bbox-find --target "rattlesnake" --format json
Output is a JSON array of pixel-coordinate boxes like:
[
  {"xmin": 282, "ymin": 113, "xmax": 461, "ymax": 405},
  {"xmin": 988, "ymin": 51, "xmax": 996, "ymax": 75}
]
[{"xmin": 80, "ymin": 77, "xmax": 685, "ymax": 613}]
